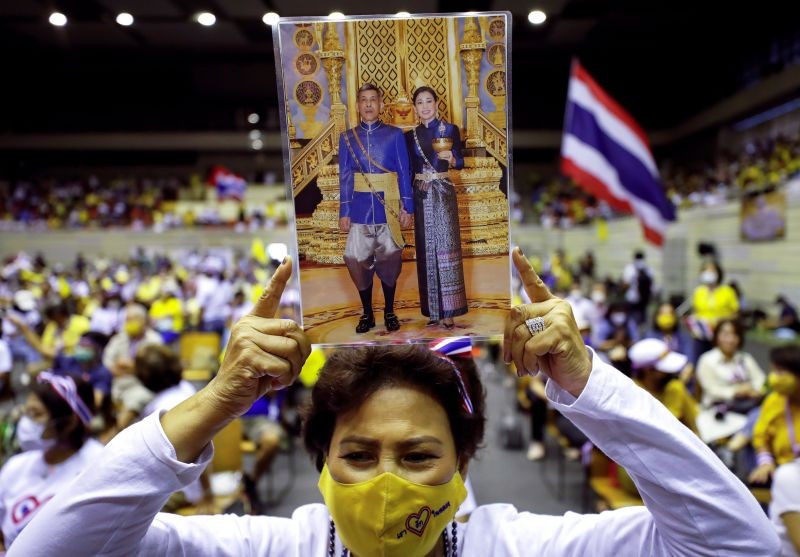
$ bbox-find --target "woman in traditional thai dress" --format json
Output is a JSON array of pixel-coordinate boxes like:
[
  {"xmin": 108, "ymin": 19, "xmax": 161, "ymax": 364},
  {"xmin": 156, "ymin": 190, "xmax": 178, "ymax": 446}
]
[{"xmin": 405, "ymin": 86, "xmax": 468, "ymax": 329}]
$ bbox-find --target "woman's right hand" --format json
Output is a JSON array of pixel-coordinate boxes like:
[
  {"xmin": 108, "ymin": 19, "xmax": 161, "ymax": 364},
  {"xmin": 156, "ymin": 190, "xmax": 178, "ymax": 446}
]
[
  {"xmin": 747, "ymin": 461, "xmax": 775, "ymax": 484},
  {"xmin": 204, "ymin": 257, "xmax": 311, "ymax": 420}
]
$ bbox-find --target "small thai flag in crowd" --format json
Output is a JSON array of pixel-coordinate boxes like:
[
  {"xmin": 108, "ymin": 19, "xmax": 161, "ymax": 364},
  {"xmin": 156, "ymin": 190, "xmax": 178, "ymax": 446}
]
[
  {"xmin": 560, "ymin": 59, "xmax": 676, "ymax": 246},
  {"xmin": 209, "ymin": 166, "xmax": 247, "ymax": 201}
]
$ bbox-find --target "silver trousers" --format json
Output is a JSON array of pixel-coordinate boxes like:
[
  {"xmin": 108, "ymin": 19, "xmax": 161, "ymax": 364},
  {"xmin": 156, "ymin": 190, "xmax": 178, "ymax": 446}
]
[{"xmin": 344, "ymin": 223, "xmax": 402, "ymax": 291}]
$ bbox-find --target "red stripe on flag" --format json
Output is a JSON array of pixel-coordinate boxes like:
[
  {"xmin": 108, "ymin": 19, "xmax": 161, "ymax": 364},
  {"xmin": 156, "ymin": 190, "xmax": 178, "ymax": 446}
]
[
  {"xmin": 642, "ymin": 223, "xmax": 665, "ymax": 247},
  {"xmin": 571, "ymin": 61, "xmax": 651, "ymax": 150},
  {"xmin": 560, "ymin": 156, "xmax": 633, "ymax": 213}
]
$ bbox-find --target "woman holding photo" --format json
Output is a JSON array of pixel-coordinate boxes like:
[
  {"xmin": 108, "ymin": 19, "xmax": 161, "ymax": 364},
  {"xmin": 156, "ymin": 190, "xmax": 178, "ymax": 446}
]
[{"xmin": 406, "ymin": 86, "xmax": 468, "ymax": 329}]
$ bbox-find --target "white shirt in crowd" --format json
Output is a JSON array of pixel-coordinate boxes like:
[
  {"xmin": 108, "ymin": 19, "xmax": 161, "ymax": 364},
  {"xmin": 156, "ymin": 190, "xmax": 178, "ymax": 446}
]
[
  {"xmin": 0, "ymin": 439, "xmax": 104, "ymax": 547},
  {"xmin": 771, "ymin": 460, "xmax": 800, "ymax": 557},
  {"xmin": 8, "ymin": 352, "xmax": 779, "ymax": 556},
  {"xmin": 622, "ymin": 260, "xmax": 652, "ymax": 304},
  {"xmin": 195, "ymin": 276, "xmax": 232, "ymax": 323},
  {"xmin": 141, "ymin": 380, "xmax": 197, "ymax": 418},
  {"xmin": 89, "ymin": 306, "xmax": 124, "ymax": 337},
  {"xmin": 696, "ymin": 347, "xmax": 766, "ymax": 408},
  {"xmin": 0, "ymin": 339, "xmax": 11, "ymax": 374}
]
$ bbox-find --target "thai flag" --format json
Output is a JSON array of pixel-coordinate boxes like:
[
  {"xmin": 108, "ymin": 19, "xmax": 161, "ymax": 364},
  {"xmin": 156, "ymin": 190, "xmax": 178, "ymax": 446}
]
[
  {"xmin": 209, "ymin": 166, "xmax": 247, "ymax": 201},
  {"xmin": 560, "ymin": 59, "xmax": 675, "ymax": 246}
]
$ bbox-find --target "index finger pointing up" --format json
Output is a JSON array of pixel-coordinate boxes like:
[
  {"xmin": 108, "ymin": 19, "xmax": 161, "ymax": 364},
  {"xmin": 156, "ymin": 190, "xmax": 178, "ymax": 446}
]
[
  {"xmin": 251, "ymin": 256, "xmax": 293, "ymax": 319},
  {"xmin": 512, "ymin": 247, "xmax": 554, "ymax": 303}
]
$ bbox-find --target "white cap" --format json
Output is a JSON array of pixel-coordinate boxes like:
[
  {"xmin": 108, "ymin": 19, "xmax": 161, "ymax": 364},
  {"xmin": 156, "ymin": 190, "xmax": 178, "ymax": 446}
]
[
  {"xmin": 13, "ymin": 290, "xmax": 37, "ymax": 312},
  {"xmin": 628, "ymin": 338, "xmax": 688, "ymax": 374}
]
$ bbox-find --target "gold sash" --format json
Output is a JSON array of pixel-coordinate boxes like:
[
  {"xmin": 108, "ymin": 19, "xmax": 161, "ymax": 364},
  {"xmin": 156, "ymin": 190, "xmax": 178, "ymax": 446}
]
[{"xmin": 353, "ymin": 172, "xmax": 404, "ymax": 248}]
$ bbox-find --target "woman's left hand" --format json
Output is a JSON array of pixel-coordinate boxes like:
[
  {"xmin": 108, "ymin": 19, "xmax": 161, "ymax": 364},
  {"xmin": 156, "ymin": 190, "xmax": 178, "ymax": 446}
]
[
  {"xmin": 503, "ymin": 247, "xmax": 593, "ymax": 397},
  {"xmin": 437, "ymin": 150, "xmax": 454, "ymax": 165}
]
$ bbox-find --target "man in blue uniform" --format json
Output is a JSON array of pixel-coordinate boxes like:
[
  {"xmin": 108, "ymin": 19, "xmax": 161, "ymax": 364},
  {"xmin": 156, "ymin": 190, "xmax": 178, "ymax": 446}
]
[{"xmin": 338, "ymin": 83, "xmax": 413, "ymax": 334}]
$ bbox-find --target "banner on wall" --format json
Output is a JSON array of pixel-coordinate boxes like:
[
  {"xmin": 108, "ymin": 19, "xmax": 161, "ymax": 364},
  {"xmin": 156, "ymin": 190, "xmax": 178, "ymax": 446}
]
[
  {"xmin": 740, "ymin": 187, "xmax": 786, "ymax": 242},
  {"xmin": 273, "ymin": 12, "xmax": 512, "ymax": 345}
]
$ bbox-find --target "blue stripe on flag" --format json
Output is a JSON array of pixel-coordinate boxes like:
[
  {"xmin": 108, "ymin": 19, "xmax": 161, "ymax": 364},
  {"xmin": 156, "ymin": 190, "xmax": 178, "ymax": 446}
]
[{"xmin": 567, "ymin": 103, "xmax": 675, "ymax": 221}]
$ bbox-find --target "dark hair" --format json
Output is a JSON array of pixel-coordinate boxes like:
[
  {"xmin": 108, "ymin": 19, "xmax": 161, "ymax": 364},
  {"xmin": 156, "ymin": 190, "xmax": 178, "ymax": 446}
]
[
  {"xmin": 634, "ymin": 250, "xmax": 645, "ymax": 260},
  {"xmin": 412, "ymin": 86, "xmax": 438, "ymax": 104},
  {"xmin": 770, "ymin": 345, "xmax": 800, "ymax": 376},
  {"xmin": 31, "ymin": 376, "xmax": 95, "ymax": 450},
  {"xmin": 712, "ymin": 319, "xmax": 744, "ymax": 350},
  {"xmin": 135, "ymin": 344, "xmax": 183, "ymax": 393},
  {"xmin": 357, "ymin": 82, "xmax": 382, "ymax": 98},
  {"xmin": 302, "ymin": 345, "xmax": 485, "ymax": 471},
  {"xmin": 44, "ymin": 301, "xmax": 69, "ymax": 321}
]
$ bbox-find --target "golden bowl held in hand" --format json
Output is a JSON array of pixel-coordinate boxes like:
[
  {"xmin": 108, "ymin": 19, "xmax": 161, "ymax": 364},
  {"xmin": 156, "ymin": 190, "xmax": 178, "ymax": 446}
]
[{"xmin": 431, "ymin": 137, "xmax": 453, "ymax": 153}]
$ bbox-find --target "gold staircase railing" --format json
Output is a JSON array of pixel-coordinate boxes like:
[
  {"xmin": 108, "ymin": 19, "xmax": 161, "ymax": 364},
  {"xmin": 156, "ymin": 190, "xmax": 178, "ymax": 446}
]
[
  {"xmin": 290, "ymin": 119, "xmax": 338, "ymax": 196},
  {"xmin": 475, "ymin": 110, "xmax": 507, "ymax": 167}
]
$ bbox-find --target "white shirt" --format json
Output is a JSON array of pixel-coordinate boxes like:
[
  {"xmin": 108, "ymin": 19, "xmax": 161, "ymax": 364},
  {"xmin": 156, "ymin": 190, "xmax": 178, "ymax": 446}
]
[
  {"xmin": 89, "ymin": 306, "xmax": 123, "ymax": 336},
  {"xmin": 696, "ymin": 348, "xmax": 766, "ymax": 407},
  {"xmin": 141, "ymin": 381, "xmax": 197, "ymax": 418},
  {"xmin": 196, "ymin": 277, "xmax": 232, "ymax": 323},
  {"xmin": 0, "ymin": 339, "xmax": 11, "ymax": 374},
  {"xmin": 8, "ymin": 353, "xmax": 780, "ymax": 556},
  {"xmin": 770, "ymin": 460, "xmax": 800, "ymax": 557},
  {"xmin": 0, "ymin": 439, "xmax": 104, "ymax": 548}
]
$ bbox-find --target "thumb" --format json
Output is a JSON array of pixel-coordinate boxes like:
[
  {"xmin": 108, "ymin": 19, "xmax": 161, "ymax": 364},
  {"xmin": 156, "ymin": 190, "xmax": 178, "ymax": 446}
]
[{"xmin": 250, "ymin": 256, "xmax": 293, "ymax": 319}]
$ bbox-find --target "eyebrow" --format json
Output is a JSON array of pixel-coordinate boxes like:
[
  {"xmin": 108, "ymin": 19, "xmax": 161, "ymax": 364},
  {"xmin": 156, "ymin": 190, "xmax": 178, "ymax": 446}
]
[{"xmin": 338, "ymin": 435, "xmax": 444, "ymax": 449}]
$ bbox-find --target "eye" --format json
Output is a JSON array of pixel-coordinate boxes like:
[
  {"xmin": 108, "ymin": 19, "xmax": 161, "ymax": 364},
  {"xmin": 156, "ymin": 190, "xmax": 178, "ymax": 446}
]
[
  {"xmin": 404, "ymin": 452, "xmax": 440, "ymax": 464},
  {"xmin": 341, "ymin": 451, "xmax": 374, "ymax": 463}
]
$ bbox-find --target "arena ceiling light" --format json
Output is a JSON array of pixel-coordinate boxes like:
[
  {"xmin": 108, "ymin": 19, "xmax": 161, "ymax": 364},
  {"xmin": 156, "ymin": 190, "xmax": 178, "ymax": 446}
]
[
  {"xmin": 328, "ymin": 11, "xmax": 345, "ymax": 20},
  {"xmin": 247, "ymin": 113, "xmax": 260, "ymax": 124},
  {"xmin": 249, "ymin": 130, "xmax": 262, "ymax": 140},
  {"xmin": 528, "ymin": 9, "xmax": 547, "ymax": 25},
  {"xmin": 49, "ymin": 12, "xmax": 67, "ymax": 26},
  {"xmin": 251, "ymin": 138, "xmax": 264, "ymax": 150},
  {"xmin": 195, "ymin": 12, "xmax": 216, "ymax": 26},
  {"xmin": 395, "ymin": 11, "xmax": 411, "ymax": 17},
  {"xmin": 116, "ymin": 12, "xmax": 134, "ymax": 26},
  {"xmin": 262, "ymin": 12, "xmax": 279, "ymax": 26}
]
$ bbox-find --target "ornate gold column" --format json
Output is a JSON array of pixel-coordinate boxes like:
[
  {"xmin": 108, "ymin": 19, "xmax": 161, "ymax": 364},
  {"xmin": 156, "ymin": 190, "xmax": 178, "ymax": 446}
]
[
  {"xmin": 459, "ymin": 17, "xmax": 486, "ymax": 148},
  {"xmin": 320, "ymin": 22, "xmax": 346, "ymax": 143}
]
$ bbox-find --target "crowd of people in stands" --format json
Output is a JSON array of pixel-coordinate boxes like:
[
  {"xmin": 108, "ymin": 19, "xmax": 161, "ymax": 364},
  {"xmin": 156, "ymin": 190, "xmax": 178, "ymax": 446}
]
[
  {"xmin": 0, "ymin": 175, "xmax": 286, "ymax": 231},
  {"xmin": 0, "ymin": 245, "xmax": 310, "ymax": 549},
  {"xmin": 523, "ymin": 133, "xmax": 800, "ymax": 228},
  {"xmin": 511, "ymin": 246, "xmax": 799, "ymax": 552}
]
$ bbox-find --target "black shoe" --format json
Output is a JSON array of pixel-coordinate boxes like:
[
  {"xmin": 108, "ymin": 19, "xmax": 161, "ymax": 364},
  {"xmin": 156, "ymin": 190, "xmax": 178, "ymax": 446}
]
[
  {"xmin": 385, "ymin": 312, "xmax": 401, "ymax": 332},
  {"xmin": 356, "ymin": 314, "xmax": 375, "ymax": 333}
]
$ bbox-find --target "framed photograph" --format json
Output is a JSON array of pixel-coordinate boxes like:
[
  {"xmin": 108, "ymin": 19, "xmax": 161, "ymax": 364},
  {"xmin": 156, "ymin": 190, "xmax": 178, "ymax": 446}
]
[
  {"xmin": 740, "ymin": 187, "xmax": 786, "ymax": 242},
  {"xmin": 274, "ymin": 12, "xmax": 512, "ymax": 345}
]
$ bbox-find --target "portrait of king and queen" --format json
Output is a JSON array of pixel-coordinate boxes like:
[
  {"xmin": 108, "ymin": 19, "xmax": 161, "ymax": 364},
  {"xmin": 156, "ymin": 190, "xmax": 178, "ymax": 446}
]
[{"xmin": 277, "ymin": 13, "xmax": 511, "ymax": 344}]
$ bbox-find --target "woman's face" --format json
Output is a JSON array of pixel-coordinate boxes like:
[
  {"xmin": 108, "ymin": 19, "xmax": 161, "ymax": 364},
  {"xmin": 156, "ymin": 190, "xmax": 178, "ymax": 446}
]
[
  {"xmin": 24, "ymin": 393, "xmax": 55, "ymax": 439},
  {"xmin": 716, "ymin": 323, "xmax": 740, "ymax": 355},
  {"xmin": 414, "ymin": 92, "xmax": 437, "ymax": 122},
  {"xmin": 327, "ymin": 385, "xmax": 460, "ymax": 486}
]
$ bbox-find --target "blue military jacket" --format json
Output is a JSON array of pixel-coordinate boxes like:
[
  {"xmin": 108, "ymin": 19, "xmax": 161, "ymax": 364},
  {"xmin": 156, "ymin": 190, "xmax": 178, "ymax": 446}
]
[{"xmin": 338, "ymin": 121, "xmax": 413, "ymax": 224}]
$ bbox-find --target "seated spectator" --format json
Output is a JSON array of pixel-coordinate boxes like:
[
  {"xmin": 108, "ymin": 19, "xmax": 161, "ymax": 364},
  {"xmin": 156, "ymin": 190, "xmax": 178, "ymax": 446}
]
[
  {"xmin": 51, "ymin": 332, "xmax": 112, "ymax": 410},
  {"xmin": 102, "ymin": 304, "xmax": 162, "ymax": 377},
  {"xmin": 517, "ymin": 374, "xmax": 547, "ymax": 461},
  {"xmin": 629, "ymin": 338, "xmax": 698, "ymax": 433},
  {"xmin": 696, "ymin": 319, "xmax": 765, "ymax": 412},
  {"xmin": 770, "ymin": 460, "xmax": 800, "ymax": 557},
  {"xmin": 241, "ymin": 392, "xmax": 288, "ymax": 513},
  {"xmin": 647, "ymin": 302, "xmax": 692, "ymax": 360},
  {"xmin": 690, "ymin": 261, "xmax": 739, "ymax": 358},
  {"xmin": 774, "ymin": 295, "xmax": 800, "ymax": 333},
  {"xmin": 0, "ymin": 374, "xmax": 102, "ymax": 550},
  {"xmin": 749, "ymin": 345, "xmax": 800, "ymax": 485},
  {"xmin": 149, "ymin": 283, "xmax": 184, "ymax": 344}
]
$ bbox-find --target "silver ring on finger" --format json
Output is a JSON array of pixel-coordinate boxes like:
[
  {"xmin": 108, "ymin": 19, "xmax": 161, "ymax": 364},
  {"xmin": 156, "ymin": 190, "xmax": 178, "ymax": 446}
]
[{"xmin": 525, "ymin": 316, "xmax": 546, "ymax": 337}]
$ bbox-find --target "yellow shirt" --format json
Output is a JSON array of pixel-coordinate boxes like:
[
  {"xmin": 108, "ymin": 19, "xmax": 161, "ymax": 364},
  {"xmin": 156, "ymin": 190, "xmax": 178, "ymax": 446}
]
[
  {"xmin": 41, "ymin": 315, "xmax": 90, "ymax": 355},
  {"xmin": 692, "ymin": 284, "xmax": 739, "ymax": 323},
  {"xmin": 638, "ymin": 379, "xmax": 699, "ymax": 433},
  {"xmin": 298, "ymin": 347, "xmax": 326, "ymax": 388},
  {"xmin": 149, "ymin": 297, "xmax": 184, "ymax": 333},
  {"xmin": 752, "ymin": 392, "xmax": 800, "ymax": 465}
]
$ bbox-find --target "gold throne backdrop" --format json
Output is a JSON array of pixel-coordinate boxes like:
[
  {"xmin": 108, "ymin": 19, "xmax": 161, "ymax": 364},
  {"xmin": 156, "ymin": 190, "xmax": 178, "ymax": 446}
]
[{"xmin": 289, "ymin": 16, "xmax": 509, "ymax": 265}]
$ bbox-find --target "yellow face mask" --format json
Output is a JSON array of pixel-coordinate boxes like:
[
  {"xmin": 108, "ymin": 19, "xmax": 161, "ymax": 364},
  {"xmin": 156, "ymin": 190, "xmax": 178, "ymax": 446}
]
[
  {"xmin": 318, "ymin": 464, "xmax": 467, "ymax": 557},
  {"xmin": 656, "ymin": 313, "xmax": 677, "ymax": 331},
  {"xmin": 124, "ymin": 321, "xmax": 144, "ymax": 337},
  {"xmin": 768, "ymin": 372, "xmax": 798, "ymax": 396}
]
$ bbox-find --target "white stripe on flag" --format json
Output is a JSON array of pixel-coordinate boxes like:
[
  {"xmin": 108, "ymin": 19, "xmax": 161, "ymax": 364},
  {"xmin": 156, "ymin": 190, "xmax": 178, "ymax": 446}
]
[
  {"xmin": 562, "ymin": 134, "xmax": 667, "ymax": 236},
  {"xmin": 568, "ymin": 78, "xmax": 659, "ymax": 178}
]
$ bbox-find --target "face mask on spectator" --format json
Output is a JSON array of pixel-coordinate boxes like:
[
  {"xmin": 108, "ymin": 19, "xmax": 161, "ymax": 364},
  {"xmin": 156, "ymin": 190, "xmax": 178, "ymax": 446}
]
[
  {"xmin": 124, "ymin": 321, "xmax": 143, "ymax": 337},
  {"xmin": 700, "ymin": 271, "xmax": 718, "ymax": 285},
  {"xmin": 74, "ymin": 346, "xmax": 96, "ymax": 362},
  {"xmin": 591, "ymin": 291, "xmax": 606, "ymax": 304},
  {"xmin": 656, "ymin": 314, "xmax": 677, "ymax": 331},
  {"xmin": 610, "ymin": 312, "xmax": 627, "ymax": 326},
  {"xmin": 17, "ymin": 415, "xmax": 58, "ymax": 452}
]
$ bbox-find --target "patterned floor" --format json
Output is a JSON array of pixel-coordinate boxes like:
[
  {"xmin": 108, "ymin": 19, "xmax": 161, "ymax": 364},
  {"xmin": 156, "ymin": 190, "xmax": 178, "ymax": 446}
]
[{"xmin": 299, "ymin": 254, "xmax": 510, "ymax": 345}]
